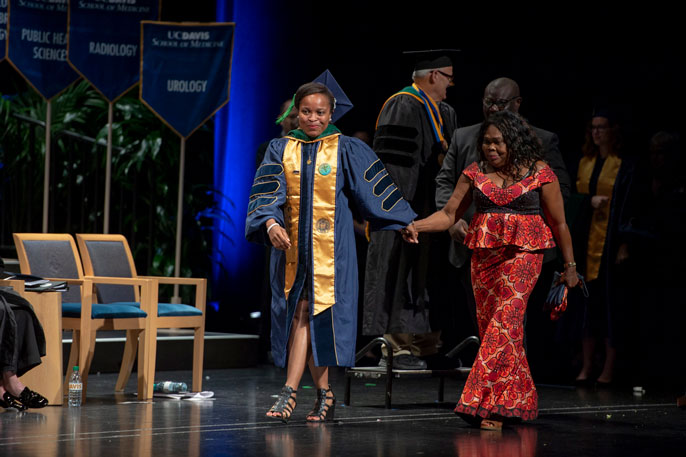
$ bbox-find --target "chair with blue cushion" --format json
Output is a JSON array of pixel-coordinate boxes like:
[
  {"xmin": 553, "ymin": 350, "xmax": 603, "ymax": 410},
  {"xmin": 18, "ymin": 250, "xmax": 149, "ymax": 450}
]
[
  {"xmin": 75, "ymin": 233, "xmax": 206, "ymax": 393},
  {"xmin": 13, "ymin": 233, "xmax": 155, "ymax": 401}
]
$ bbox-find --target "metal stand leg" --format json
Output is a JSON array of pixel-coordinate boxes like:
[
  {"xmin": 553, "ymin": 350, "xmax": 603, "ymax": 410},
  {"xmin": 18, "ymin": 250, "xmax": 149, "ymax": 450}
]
[{"xmin": 345, "ymin": 373, "xmax": 352, "ymax": 406}]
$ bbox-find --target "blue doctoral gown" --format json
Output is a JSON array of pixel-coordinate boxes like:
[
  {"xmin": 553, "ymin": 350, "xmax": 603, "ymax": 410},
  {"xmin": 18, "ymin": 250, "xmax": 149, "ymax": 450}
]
[{"xmin": 245, "ymin": 127, "xmax": 416, "ymax": 367}]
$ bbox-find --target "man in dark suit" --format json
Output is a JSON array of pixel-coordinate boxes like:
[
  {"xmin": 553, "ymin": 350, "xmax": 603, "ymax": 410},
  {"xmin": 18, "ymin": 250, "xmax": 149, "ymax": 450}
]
[{"xmin": 435, "ymin": 76, "xmax": 570, "ymax": 333}]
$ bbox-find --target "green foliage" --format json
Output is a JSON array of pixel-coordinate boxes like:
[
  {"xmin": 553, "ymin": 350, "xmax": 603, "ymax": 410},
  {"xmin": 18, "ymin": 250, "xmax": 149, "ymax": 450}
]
[{"xmin": 0, "ymin": 82, "xmax": 216, "ymax": 301}]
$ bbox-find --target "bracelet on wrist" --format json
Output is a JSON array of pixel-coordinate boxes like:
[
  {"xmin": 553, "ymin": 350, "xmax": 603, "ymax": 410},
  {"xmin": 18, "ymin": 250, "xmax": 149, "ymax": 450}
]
[
  {"xmin": 266, "ymin": 222, "xmax": 280, "ymax": 234},
  {"xmin": 564, "ymin": 262, "xmax": 577, "ymax": 268}
]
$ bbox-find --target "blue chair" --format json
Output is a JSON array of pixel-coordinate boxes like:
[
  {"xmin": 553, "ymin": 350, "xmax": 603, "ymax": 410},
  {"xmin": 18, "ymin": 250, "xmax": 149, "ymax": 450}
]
[
  {"xmin": 13, "ymin": 233, "xmax": 155, "ymax": 401},
  {"xmin": 75, "ymin": 233, "xmax": 206, "ymax": 393}
]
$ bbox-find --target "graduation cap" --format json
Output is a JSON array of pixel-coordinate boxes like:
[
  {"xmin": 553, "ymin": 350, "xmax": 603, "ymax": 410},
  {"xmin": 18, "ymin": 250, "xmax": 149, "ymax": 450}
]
[
  {"xmin": 313, "ymin": 69, "xmax": 353, "ymax": 123},
  {"xmin": 275, "ymin": 69, "xmax": 353, "ymax": 125},
  {"xmin": 403, "ymin": 49, "xmax": 460, "ymax": 71},
  {"xmin": 591, "ymin": 106, "xmax": 616, "ymax": 124}
]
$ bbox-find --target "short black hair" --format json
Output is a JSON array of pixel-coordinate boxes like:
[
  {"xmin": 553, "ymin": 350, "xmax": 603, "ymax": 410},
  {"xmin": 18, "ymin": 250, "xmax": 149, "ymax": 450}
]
[{"xmin": 294, "ymin": 82, "xmax": 334, "ymax": 112}]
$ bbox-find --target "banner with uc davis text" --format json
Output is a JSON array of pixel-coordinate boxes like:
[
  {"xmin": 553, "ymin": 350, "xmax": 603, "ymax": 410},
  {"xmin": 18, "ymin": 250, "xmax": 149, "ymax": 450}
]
[
  {"xmin": 140, "ymin": 22, "xmax": 234, "ymax": 138},
  {"xmin": 7, "ymin": 0, "xmax": 79, "ymax": 99},
  {"xmin": 67, "ymin": 0, "xmax": 159, "ymax": 102},
  {"xmin": 1, "ymin": 0, "xmax": 7, "ymax": 60}
]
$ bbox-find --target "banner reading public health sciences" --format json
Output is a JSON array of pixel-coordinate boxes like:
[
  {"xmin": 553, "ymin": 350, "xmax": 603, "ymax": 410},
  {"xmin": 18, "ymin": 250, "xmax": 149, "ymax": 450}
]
[
  {"xmin": 1, "ymin": 0, "xmax": 7, "ymax": 61},
  {"xmin": 7, "ymin": 0, "xmax": 79, "ymax": 99},
  {"xmin": 141, "ymin": 22, "xmax": 234, "ymax": 138},
  {"xmin": 68, "ymin": 0, "xmax": 159, "ymax": 102}
]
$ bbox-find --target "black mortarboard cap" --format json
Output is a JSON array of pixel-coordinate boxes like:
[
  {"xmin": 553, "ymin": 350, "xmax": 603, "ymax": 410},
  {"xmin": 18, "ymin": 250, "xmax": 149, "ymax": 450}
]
[
  {"xmin": 404, "ymin": 49, "xmax": 460, "ymax": 71},
  {"xmin": 591, "ymin": 106, "xmax": 616, "ymax": 124},
  {"xmin": 313, "ymin": 69, "xmax": 353, "ymax": 123}
]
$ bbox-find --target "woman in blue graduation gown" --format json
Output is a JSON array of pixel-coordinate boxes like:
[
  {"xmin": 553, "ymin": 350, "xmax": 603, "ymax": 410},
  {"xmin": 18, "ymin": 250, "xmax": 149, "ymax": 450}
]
[{"xmin": 245, "ymin": 82, "xmax": 416, "ymax": 422}]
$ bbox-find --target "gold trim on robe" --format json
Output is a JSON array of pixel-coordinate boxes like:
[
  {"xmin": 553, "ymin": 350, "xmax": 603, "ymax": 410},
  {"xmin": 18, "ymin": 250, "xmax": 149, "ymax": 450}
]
[
  {"xmin": 281, "ymin": 134, "xmax": 340, "ymax": 315},
  {"xmin": 311, "ymin": 135, "xmax": 339, "ymax": 315},
  {"xmin": 576, "ymin": 154, "xmax": 622, "ymax": 281},
  {"xmin": 282, "ymin": 140, "xmax": 302, "ymax": 299}
]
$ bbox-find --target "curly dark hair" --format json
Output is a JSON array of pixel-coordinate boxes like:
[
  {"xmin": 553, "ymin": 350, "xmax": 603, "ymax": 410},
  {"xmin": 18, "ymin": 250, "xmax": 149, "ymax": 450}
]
[
  {"xmin": 478, "ymin": 110, "xmax": 544, "ymax": 181},
  {"xmin": 294, "ymin": 82, "xmax": 335, "ymax": 112}
]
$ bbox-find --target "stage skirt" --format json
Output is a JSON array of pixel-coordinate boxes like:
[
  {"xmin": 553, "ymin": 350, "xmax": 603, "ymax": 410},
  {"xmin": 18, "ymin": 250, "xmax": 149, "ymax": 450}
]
[{"xmin": 455, "ymin": 246, "xmax": 543, "ymax": 421}]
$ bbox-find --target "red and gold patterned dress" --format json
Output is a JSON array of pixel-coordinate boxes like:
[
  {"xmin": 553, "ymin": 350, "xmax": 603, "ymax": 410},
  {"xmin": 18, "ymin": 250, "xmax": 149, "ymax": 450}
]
[{"xmin": 454, "ymin": 162, "xmax": 557, "ymax": 421}]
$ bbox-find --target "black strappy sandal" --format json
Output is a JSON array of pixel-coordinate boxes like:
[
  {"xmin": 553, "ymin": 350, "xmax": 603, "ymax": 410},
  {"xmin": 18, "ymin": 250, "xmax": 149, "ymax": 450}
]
[
  {"xmin": 266, "ymin": 385, "xmax": 297, "ymax": 424},
  {"xmin": 306, "ymin": 386, "xmax": 335, "ymax": 422}
]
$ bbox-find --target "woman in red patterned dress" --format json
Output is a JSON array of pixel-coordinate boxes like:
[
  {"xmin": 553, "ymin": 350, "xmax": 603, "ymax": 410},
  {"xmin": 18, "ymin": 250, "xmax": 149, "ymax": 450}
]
[{"xmin": 402, "ymin": 110, "xmax": 578, "ymax": 430}]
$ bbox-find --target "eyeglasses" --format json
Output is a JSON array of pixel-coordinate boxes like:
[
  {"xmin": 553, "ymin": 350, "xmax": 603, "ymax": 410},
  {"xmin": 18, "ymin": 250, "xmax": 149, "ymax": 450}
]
[
  {"xmin": 590, "ymin": 125, "xmax": 609, "ymax": 131},
  {"xmin": 435, "ymin": 70, "xmax": 455, "ymax": 85},
  {"xmin": 483, "ymin": 96, "xmax": 519, "ymax": 109}
]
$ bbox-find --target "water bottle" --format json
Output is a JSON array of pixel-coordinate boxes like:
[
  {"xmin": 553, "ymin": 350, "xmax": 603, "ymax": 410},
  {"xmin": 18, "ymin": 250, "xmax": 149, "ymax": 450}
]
[
  {"xmin": 68, "ymin": 366, "xmax": 83, "ymax": 407},
  {"xmin": 153, "ymin": 381, "xmax": 188, "ymax": 394}
]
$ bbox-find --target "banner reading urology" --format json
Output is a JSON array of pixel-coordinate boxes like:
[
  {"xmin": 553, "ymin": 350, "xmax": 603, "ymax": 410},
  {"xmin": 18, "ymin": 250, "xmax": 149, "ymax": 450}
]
[
  {"xmin": 68, "ymin": 0, "xmax": 159, "ymax": 102},
  {"xmin": 140, "ymin": 21, "xmax": 234, "ymax": 138},
  {"xmin": 7, "ymin": 0, "xmax": 79, "ymax": 99},
  {"xmin": 1, "ymin": 0, "xmax": 7, "ymax": 60}
]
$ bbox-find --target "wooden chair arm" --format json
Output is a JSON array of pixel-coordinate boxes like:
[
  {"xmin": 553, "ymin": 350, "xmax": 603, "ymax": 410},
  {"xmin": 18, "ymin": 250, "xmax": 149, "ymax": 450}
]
[
  {"xmin": 3, "ymin": 279, "xmax": 26, "ymax": 294},
  {"xmin": 43, "ymin": 277, "xmax": 88, "ymax": 286},
  {"xmin": 83, "ymin": 276, "xmax": 157, "ymax": 315},
  {"xmin": 139, "ymin": 276, "xmax": 206, "ymax": 311},
  {"xmin": 83, "ymin": 276, "xmax": 156, "ymax": 287},
  {"xmin": 138, "ymin": 276, "xmax": 205, "ymax": 286}
]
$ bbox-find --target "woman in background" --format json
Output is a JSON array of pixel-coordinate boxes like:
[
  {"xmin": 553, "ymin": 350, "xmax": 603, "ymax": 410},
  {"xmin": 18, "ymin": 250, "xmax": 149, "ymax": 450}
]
[{"xmin": 573, "ymin": 111, "xmax": 633, "ymax": 386}]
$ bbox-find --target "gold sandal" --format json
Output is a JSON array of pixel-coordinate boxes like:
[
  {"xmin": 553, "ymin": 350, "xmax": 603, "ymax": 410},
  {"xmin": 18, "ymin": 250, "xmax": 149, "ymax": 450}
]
[{"xmin": 480, "ymin": 418, "xmax": 503, "ymax": 431}]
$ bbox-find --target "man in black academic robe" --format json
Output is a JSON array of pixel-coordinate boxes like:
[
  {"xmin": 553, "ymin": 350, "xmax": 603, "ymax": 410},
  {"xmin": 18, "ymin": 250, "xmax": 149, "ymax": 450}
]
[{"xmin": 363, "ymin": 50, "xmax": 459, "ymax": 370}]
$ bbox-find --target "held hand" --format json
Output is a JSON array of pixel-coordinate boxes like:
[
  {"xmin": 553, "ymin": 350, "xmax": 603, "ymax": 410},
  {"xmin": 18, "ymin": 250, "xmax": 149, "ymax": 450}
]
[
  {"xmin": 267, "ymin": 224, "xmax": 291, "ymax": 250},
  {"xmin": 448, "ymin": 219, "xmax": 469, "ymax": 243},
  {"xmin": 591, "ymin": 195, "xmax": 609, "ymax": 209},
  {"xmin": 400, "ymin": 223, "xmax": 419, "ymax": 244}
]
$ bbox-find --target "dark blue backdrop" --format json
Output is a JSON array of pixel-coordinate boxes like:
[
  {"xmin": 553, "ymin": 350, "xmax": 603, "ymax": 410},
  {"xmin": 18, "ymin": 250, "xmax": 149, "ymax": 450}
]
[{"xmin": 212, "ymin": 1, "xmax": 287, "ymax": 313}]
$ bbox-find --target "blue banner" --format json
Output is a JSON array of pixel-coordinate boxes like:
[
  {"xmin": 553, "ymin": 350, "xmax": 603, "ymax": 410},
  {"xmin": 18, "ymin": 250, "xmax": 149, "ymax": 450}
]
[
  {"xmin": 67, "ymin": 0, "xmax": 159, "ymax": 102},
  {"xmin": 1, "ymin": 0, "xmax": 7, "ymax": 61},
  {"xmin": 7, "ymin": 0, "xmax": 79, "ymax": 99},
  {"xmin": 140, "ymin": 22, "xmax": 234, "ymax": 138}
]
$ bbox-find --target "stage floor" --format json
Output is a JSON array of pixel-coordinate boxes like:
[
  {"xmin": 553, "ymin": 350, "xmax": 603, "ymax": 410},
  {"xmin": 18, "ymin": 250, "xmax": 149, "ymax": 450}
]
[{"xmin": 1, "ymin": 366, "xmax": 684, "ymax": 456}]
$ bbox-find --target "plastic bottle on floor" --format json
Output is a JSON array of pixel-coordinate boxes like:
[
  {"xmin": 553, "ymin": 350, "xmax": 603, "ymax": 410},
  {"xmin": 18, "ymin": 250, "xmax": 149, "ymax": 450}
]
[
  {"xmin": 153, "ymin": 381, "xmax": 188, "ymax": 394},
  {"xmin": 68, "ymin": 366, "xmax": 82, "ymax": 407}
]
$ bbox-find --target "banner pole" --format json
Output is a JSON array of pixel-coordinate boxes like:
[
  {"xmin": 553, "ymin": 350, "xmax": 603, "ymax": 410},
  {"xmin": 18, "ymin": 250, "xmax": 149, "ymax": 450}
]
[
  {"xmin": 172, "ymin": 136, "xmax": 186, "ymax": 303},
  {"xmin": 42, "ymin": 99, "xmax": 52, "ymax": 233},
  {"xmin": 104, "ymin": 101, "xmax": 114, "ymax": 234}
]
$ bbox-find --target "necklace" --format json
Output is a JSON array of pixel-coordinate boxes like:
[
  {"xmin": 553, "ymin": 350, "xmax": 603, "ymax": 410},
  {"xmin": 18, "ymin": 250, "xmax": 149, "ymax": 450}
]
[{"xmin": 494, "ymin": 170, "xmax": 512, "ymax": 189}]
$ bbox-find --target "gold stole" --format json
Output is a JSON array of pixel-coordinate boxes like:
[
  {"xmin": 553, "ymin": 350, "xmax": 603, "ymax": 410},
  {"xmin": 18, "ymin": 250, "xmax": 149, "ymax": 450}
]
[
  {"xmin": 576, "ymin": 154, "xmax": 622, "ymax": 281},
  {"xmin": 282, "ymin": 134, "xmax": 339, "ymax": 315}
]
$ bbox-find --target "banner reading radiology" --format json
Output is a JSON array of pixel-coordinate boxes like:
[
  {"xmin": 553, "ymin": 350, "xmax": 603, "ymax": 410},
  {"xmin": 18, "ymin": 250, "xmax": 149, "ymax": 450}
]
[
  {"xmin": 7, "ymin": 0, "xmax": 79, "ymax": 99},
  {"xmin": 68, "ymin": 0, "xmax": 159, "ymax": 102},
  {"xmin": 141, "ymin": 22, "xmax": 234, "ymax": 138},
  {"xmin": 1, "ymin": 0, "xmax": 7, "ymax": 60}
]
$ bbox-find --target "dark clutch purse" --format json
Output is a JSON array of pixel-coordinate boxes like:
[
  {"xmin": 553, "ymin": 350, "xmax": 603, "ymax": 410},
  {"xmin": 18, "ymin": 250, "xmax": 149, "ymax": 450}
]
[{"xmin": 544, "ymin": 271, "xmax": 589, "ymax": 320}]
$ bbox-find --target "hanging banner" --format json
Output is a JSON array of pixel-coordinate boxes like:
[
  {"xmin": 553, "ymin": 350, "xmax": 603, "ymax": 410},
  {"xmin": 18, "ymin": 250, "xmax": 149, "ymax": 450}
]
[
  {"xmin": 140, "ymin": 21, "xmax": 234, "ymax": 138},
  {"xmin": 1, "ymin": 0, "xmax": 7, "ymax": 61},
  {"xmin": 7, "ymin": 0, "xmax": 79, "ymax": 99},
  {"xmin": 67, "ymin": 0, "xmax": 159, "ymax": 102}
]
